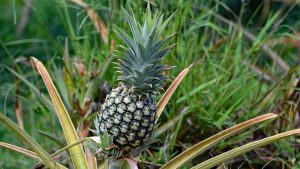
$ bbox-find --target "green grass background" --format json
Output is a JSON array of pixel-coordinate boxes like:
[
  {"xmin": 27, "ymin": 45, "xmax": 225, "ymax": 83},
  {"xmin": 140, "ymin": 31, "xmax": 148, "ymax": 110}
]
[{"xmin": 1, "ymin": 0, "xmax": 300, "ymax": 168}]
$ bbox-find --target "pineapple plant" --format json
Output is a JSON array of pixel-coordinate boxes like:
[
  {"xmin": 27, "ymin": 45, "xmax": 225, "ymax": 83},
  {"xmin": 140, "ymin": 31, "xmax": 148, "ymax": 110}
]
[{"xmin": 95, "ymin": 6, "xmax": 175, "ymax": 158}]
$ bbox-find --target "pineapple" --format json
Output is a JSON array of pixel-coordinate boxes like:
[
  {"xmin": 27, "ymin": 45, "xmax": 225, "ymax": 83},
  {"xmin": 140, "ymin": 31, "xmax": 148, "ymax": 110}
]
[{"xmin": 96, "ymin": 7, "xmax": 174, "ymax": 154}]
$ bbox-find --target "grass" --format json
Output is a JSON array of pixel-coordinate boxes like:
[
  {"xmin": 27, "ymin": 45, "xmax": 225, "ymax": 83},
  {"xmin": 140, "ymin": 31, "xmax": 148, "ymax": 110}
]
[{"xmin": 1, "ymin": 0, "xmax": 300, "ymax": 168}]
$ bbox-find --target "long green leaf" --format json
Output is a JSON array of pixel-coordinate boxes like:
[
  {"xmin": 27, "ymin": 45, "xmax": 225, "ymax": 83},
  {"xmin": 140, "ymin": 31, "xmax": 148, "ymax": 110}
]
[
  {"xmin": 192, "ymin": 129, "xmax": 300, "ymax": 169},
  {"xmin": 0, "ymin": 113, "xmax": 66, "ymax": 169},
  {"xmin": 160, "ymin": 113, "xmax": 277, "ymax": 169},
  {"xmin": 0, "ymin": 142, "xmax": 38, "ymax": 160},
  {"xmin": 1, "ymin": 137, "xmax": 99, "ymax": 167},
  {"xmin": 31, "ymin": 57, "xmax": 89, "ymax": 169},
  {"xmin": 0, "ymin": 141, "xmax": 75, "ymax": 169},
  {"xmin": 156, "ymin": 64, "xmax": 193, "ymax": 122},
  {"xmin": 4, "ymin": 65, "xmax": 53, "ymax": 110},
  {"xmin": 0, "ymin": 139, "xmax": 87, "ymax": 166}
]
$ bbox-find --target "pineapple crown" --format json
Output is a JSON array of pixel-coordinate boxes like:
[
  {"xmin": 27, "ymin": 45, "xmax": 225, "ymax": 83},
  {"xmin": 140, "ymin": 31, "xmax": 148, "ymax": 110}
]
[{"xmin": 114, "ymin": 6, "xmax": 175, "ymax": 95}]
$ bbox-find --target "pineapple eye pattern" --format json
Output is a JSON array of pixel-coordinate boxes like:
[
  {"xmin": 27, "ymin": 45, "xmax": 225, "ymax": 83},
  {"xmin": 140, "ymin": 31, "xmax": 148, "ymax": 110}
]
[
  {"xmin": 116, "ymin": 135, "xmax": 128, "ymax": 145},
  {"xmin": 98, "ymin": 86, "xmax": 156, "ymax": 148},
  {"xmin": 133, "ymin": 110, "xmax": 143, "ymax": 120}
]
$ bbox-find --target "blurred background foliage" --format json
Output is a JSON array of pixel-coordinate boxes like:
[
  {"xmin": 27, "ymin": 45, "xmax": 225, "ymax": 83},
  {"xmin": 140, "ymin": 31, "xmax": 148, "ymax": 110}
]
[{"xmin": 1, "ymin": 0, "xmax": 300, "ymax": 168}]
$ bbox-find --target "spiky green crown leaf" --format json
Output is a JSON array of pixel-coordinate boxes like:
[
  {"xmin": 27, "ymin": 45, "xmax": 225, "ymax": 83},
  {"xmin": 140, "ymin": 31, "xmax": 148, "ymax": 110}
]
[{"xmin": 114, "ymin": 6, "xmax": 175, "ymax": 95}]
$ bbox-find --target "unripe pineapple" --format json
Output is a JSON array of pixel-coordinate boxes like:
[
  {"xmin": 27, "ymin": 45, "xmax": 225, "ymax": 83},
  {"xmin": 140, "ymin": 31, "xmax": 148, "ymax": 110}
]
[{"xmin": 96, "ymin": 7, "xmax": 174, "ymax": 152}]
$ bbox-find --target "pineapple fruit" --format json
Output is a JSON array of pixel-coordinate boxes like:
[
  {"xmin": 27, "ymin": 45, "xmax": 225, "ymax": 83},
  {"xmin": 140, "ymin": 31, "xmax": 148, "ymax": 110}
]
[{"xmin": 96, "ymin": 7, "xmax": 174, "ymax": 155}]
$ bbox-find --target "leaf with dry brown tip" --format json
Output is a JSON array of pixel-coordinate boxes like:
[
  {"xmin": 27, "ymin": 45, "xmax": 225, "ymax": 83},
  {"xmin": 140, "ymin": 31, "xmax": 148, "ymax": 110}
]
[
  {"xmin": 69, "ymin": 0, "xmax": 108, "ymax": 43},
  {"xmin": 160, "ymin": 113, "xmax": 277, "ymax": 169},
  {"xmin": 15, "ymin": 75, "xmax": 24, "ymax": 130},
  {"xmin": 31, "ymin": 57, "xmax": 89, "ymax": 169},
  {"xmin": 156, "ymin": 64, "xmax": 193, "ymax": 122}
]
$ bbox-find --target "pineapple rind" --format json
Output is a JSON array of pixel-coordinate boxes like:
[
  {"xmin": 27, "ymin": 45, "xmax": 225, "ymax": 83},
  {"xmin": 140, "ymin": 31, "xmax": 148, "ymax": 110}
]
[{"xmin": 98, "ymin": 86, "xmax": 156, "ymax": 148}]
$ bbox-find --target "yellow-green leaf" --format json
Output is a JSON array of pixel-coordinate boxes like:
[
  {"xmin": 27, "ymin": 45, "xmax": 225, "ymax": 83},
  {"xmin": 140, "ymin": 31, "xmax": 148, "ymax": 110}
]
[
  {"xmin": 192, "ymin": 129, "xmax": 300, "ymax": 169},
  {"xmin": 0, "ymin": 142, "xmax": 38, "ymax": 160},
  {"xmin": 0, "ymin": 142, "xmax": 68, "ymax": 169},
  {"xmin": 160, "ymin": 113, "xmax": 277, "ymax": 169},
  {"xmin": 0, "ymin": 113, "xmax": 66, "ymax": 169},
  {"xmin": 31, "ymin": 57, "xmax": 89, "ymax": 169}
]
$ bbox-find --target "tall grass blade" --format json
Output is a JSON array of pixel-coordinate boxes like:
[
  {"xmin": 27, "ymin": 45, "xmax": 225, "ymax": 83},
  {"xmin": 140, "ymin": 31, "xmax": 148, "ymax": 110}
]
[
  {"xmin": 69, "ymin": 0, "xmax": 108, "ymax": 43},
  {"xmin": 84, "ymin": 55, "xmax": 113, "ymax": 101},
  {"xmin": 161, "ymin": 113, "xmax": 277, "ymax": 169},
  {"xmin": 152, "ymin": 107, "xmax": 189, "ymax": 138},
  {"xmin": 35, "ymin": 129, "xmax": 65, "ymax": 147},
  {"xmin": 204, "ymin": 7, "xmax": 290, "ymax": 72},
  {"xmin": 31, "ymin": 57, "xmax": 89, "ymax": 169},
  {"xmin": 192, "ymin": 129, "xmax": 300, "ymax": 169},
  {"xmin": 4, "ymin": 65, "xmax": 53, "ymax": 110},
  {"xmin": 15, "ymin": 72, "xmax": 24, "ymax": 130}
]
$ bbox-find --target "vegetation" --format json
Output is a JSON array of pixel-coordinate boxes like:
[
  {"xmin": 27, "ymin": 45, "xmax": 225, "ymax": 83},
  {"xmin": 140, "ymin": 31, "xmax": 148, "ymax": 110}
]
[{"xmin": 1, "ymin": 0, "xmax": 300, "ymax": 168}]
